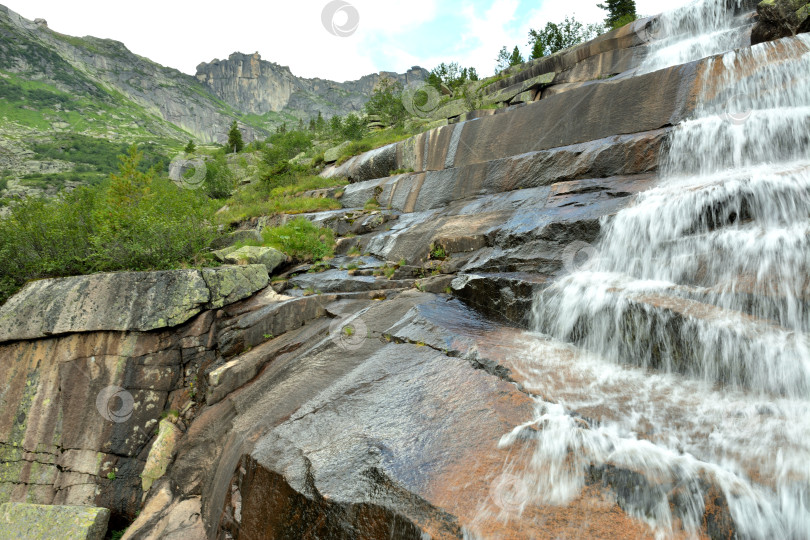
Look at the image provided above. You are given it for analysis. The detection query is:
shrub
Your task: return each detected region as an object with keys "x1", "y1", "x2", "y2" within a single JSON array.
[
  {"x1": 0, "y1": 186, "x2": 96, "y2": 299},
  {"x1": 336, "y1": 141, "x2": 373, "y2": 165},
  {"x1": 263, "y1": 130, "x2": 313, "y2": 167},
  {"x1": 90, "y1": 147, "x2": 215, "y2": 270},
  {"x1": 203, "y1": 155, "x2": 236, "y2": 199},
  {"x1": 598, "y1": 0, "x2": 637, "y2": 29},
  {"x1": 0, "y1": 146, "x2": 216, "y2": 305},
  {"x1": 426, "y1": 63, "x2": 479, "y2": 93},
  {"x1": 261, "y1": 217, "x2": 334, "y2": 262}
]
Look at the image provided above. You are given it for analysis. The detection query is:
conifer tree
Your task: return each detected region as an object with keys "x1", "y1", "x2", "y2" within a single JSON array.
[
  {"x1": 227, "y1": 121, "x2": 244, "y2": 153},
  {"x1": 509, "y1": 46, "x2": 524, "y2": 67},
  {"x1": 598, "y1": 0, "x2": 637, "y2": 29}
]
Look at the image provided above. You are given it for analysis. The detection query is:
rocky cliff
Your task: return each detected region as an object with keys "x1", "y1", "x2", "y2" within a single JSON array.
[
  {"x1": 0, "y1": 5, "x2": 426, "y2": 149},
  {"x1": 196, "y1": 52, "x2": 427, "y2": 122},
  {"x1": 2, "y1": 1, "x2": 809, "y2": 539},
  {"x1": 0, "y1": 5, "x2": 257, "y2": 144}
]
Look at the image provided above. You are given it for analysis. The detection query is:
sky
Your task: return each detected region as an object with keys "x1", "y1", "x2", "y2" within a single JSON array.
[{"x1": 5, "y1": 0, "x2": 694, "y2": 82}]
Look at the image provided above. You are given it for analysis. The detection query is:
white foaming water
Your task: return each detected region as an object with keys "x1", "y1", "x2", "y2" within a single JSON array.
[
  {"x1": 495, "y1": 19, "x2": 810, "y2": 540},
  {"x1": 638, "y1": 0, "x2": 750, "y2": 74}
]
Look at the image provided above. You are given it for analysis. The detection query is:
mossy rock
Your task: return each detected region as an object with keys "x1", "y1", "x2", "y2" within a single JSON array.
[{"x1": 0, "y1": 503, "x2": 110, "y2": 540}]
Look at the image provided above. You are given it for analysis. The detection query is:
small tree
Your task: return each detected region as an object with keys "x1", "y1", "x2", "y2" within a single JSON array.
[
  {"x1": 598, "y1": 0, "x2": 637, "y2": 29},
  {"x1": 364, "y1": 76, "x2": 406, "y2": 126},
  {"x1": 426, "y1": 63, "x2": 480, "y2": 93},
  {"x1": 509, "y1": 46, "x2": 524, "y2": 67},
  {"x1": 495, "y1": 46, "x2": 512, "y2": 73},
  {"x1": 184, "y1": 139, "x2": 196, "y2": 154},
  {"x1": 341, "y1": 113, "x2": 367, "y2": 140},
  {"x1": 227, "y1": 121, "x2": 244, "y2": 154},
  {"x1": 329, "y1": 115, "x2": 344, "y2": 135},
  {"x1": 316, "y1": 111, "x2": 327, "y2": 132}
]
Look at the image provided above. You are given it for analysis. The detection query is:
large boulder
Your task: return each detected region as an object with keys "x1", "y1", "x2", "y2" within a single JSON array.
[
  {"x1": 0, "y1": 503, "x2": 110, "y2": 540},
  {"x1": 0, "y1": 266, "x2": 269, "y2": 342},
  {"x1": 324, "y1": 141, "x2": 351, "y2": 164},
  {"x1": 752, "y1": 0, "x2": 810, "y2": 44},
  {"x1": 222, "y1": 246, "x2": 287, "y2": 274}
]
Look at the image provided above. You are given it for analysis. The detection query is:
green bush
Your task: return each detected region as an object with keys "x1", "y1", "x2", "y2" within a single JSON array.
[
  {"x1": 598, "y1": 0, "x2": 637, "y2": 29},
  {"x1": 336, "y1": 141, "x2": 373, "y2": 165},
  {"x1": 33, "y1": 134, "x2": 167, "y2": 174},
  {"x1": 203, "y1": 155, "x2": 236, "y2": 199},
  {"x1": 227, "y1": 121, "x2": 244, "y2": 153},
  {"x1": 0, "y1": 146, "x2": 216, "y2": 305},
  {"x1": 261, "y1": 217, "x2": 334, "y2": 262},
  {"x1": 90, "y1": 147, "x2": 215, "y2": 270},
  {"x1": 263, "y1": 130, "x2": 313, "y2": 168}
]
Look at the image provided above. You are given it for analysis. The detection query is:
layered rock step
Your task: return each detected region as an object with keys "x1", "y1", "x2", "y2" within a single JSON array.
[
  {"x1": 322, "y1": 61, "x2": 699, "y2": 184},
  {"x1": 538, "y1": 279, "x2": 810, "y2": 396},
  {"x1": 0, "y1": 267, "x2": 268, "y2": 520}
]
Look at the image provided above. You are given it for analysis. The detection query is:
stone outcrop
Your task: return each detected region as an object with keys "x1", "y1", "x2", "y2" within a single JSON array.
[
  {"x1": 0, "y1": 266, "x2": 268, "y2": 342},
  {"x1": 0, "y1": 267, "x2": 265, "y2": 524},
  {"x1": 752, "y1": 0, "x2": 810, "y2": 44},
  {"x1": 221, "y1": 246, "x2": 287, "y2": 274}
]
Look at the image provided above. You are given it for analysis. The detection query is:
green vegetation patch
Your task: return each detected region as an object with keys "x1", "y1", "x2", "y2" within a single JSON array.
[
  {"x1": 0, "y1": 146, "x2": 217, "y2": 305},
  {"x1": 32, "y1": 134, "x2": 169, "y2": 174},
  {"x1": 261, "y1": 217, "x2": 335, "y2": 262}
]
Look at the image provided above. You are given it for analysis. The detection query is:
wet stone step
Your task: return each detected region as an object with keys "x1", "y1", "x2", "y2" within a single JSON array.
[{"x1": 546, "y1": 286, "x2": 810, "y2": 395}]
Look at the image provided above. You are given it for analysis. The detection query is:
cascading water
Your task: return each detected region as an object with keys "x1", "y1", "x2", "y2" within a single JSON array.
[
  {"x1": 489, "y1": 4, "x2": 810, "y2": 539},
  {"x1": 638, "y1": 0, "x2": 752, "y2": 74}
]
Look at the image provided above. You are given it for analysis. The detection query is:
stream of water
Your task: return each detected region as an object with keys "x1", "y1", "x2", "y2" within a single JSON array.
[{"x1": 497, "y1": 3, "x2": 810, "y2": 538}]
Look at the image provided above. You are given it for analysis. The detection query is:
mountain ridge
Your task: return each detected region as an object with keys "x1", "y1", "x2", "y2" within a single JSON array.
[{"x1": 0, "y1": 5, "x2": 426, "y2": 140}]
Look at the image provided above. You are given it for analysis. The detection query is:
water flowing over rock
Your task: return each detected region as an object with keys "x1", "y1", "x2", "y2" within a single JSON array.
[
  {"x1": 530, "y1": 31, "x2": 810, "y2": 540},
  {"x1": 2, "y1": 0, "x2": 810, "y2": 538}
]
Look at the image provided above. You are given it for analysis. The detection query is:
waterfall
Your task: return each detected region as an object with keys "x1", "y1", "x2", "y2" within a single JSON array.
[
  {"x1": 499, "y1": 10, "x2": 810, "y2": 539},
  {"x1": 638, "y1": 0, "x2": 750, "y2": 74}
]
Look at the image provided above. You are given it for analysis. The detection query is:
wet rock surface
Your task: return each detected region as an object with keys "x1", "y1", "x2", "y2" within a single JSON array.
[
  {"x1": 752, "y1": 0, "x2": 810, "y2": 44},
  {"x1": 2, "y1": 6, "x2": 797, "y2": 538}
]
